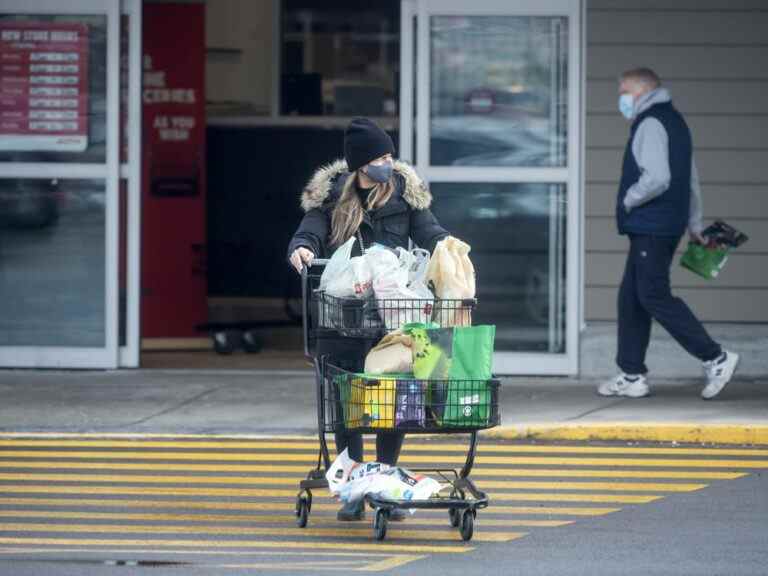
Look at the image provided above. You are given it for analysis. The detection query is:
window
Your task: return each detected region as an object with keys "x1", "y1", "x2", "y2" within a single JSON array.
[{"x1": 281, "y1": 0, "x2": 399, "y2": 116}]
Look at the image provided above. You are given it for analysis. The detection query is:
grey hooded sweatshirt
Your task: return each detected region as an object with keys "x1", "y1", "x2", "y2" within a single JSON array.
[{"x1": 623, "y1": 87, "x2": 705, "y2": 236}]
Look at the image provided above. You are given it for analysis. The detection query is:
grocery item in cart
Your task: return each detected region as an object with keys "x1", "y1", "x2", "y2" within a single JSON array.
[
  {"x1": 326, "y1": 448, "x2": 442, "y2": 506},
  {"x1": 340, "y1": 376, "x2": 396, "y2": 428},
  {"x1": 395, "y1": 379, "x2": 426, "y2": 428},
  {"x1": 408, "y1": 324, "x2": 496, "y2": 381},
  {"x1": 426, "y1": 237, "x2": 475, "y2": 326},
  {"x1": 364, "y1": 332, "x2": 413, "y2": 375},
  {"x1": 319, "y1": 236, "x2": 372, "y2": 299},
  {"x1": 370, "y1": 245, "x2": 435, "y2": 330},
  {"x1": 428, "y1": 379, "x2": 496, "y2": 428}
]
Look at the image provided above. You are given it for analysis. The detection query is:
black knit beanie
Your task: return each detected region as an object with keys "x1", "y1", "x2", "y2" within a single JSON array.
[{"x1": 344, "y1": 117, "x2": 395, "y2": 172}]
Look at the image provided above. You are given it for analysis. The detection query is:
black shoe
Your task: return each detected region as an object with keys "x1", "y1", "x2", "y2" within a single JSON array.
[{"x1": 337, "y1": 500, "x2": 365, "y2": 521}]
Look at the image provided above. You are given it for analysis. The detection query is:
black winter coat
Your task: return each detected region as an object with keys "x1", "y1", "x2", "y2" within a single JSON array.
[{"x1": 287, "y1": 159, "x2": 448, "y2": 260}]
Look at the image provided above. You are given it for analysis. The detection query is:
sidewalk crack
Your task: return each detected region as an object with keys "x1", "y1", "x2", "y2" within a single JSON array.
[
  {"x1": 109, "y1": 384, "x2": 230, "y2": 429},
  {"x1": 565, "y1": 398, "x2": 626, "y2": 422}
]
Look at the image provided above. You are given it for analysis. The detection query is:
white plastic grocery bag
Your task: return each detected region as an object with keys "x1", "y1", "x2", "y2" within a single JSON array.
[
  {"x1": 372, "y1": 247, "x2": 435, "y2": 330},
  {"x1": 325, "y1": 449, "x2": 443, "y2": 511},
  {"x1": 319, "y1": 237, "x2": 372, "y2": 299}
]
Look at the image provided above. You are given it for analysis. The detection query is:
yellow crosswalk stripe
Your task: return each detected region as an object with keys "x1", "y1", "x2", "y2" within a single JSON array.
[
  {"x1": 0, "y1": 472, "x2": 707, "y2": 492},
  {"x1": 478, "y1": 480, "x2": 704, "y2": 492},
  {"x1": 0, "y1": 548, "x2": 428, "y2": 571},
  {"x1": 0, "y1": 522, "x2": 526, "y2": 543},
  {"x1": 1, "y1": 450, "x2": 766, "y2": 468},
  {"x1": 0, "y1": 485, "x2": 661, "y2": 503},
  {"x1": 490, "y1": 493, "x2": 660, "y2": 503},
  {"x1": 0, "y1": 537, "x2": 472, "y2": 554},
  {"x1": 0, "y1": 439, "x2": 765, "y2": 457},
  {"x1": 0, "y1": 460, "x2": 745, "y2": 480},
  {"x1": 0, "y1": 498, "x2": 619, "y2": 517},
  {"x1": 0, "y1": 510, "x2": 573, "y2": 528}
]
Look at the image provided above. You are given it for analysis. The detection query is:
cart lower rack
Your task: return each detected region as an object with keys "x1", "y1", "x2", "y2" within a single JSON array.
[{"x1": 296, "y1": 259, "x2": 501, "y2": 541}]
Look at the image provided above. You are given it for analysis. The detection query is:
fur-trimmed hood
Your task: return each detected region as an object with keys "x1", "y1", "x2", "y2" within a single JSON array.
[{"x1": 300, "y1": 159, "x2": 432, "y2": 212}]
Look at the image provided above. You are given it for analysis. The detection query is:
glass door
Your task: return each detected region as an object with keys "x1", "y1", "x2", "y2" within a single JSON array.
[
  {"x1": 0, "y1": 0, "x2": 123, "y2": 368},
  {"x1": 400, "y1": 0, "x2": 582, "y2": 374}
]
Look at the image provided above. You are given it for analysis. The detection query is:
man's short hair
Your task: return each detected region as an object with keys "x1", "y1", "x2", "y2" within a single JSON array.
[{"x1": 620, "y1": 67, "x2": 661, "y2": 89}]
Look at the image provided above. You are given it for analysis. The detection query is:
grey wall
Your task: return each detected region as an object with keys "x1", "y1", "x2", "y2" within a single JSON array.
[{"x1": 584, "y1": 0, "x2": 768, "y2": 322}]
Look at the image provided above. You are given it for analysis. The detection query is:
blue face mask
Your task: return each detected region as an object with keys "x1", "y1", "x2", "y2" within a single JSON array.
[
  {"x1": 364, "y1": 161, "x2": 393, "y2": 184},
  {"x1": 619, "y1": 93, "x2": 635, "y2": 120}
]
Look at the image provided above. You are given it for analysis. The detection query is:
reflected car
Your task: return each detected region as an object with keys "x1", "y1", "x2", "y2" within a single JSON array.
[{"x1": 0, "y1": 176, "x2": 61, "y2": 229}]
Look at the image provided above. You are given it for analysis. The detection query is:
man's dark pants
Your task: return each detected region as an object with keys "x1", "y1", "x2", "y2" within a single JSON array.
[{"x1": 617, "y1": 234, "x2": 721, "y2": 375}]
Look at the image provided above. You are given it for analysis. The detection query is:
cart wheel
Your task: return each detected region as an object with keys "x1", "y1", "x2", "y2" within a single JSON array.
[
  {"x1": 459, "y1": 510, "x2": 474, "y2": 541},
  {"x1": 296, "y1": 497, "x2": 309, "y2": 528},
  {"x1": 242, "y1": 330, "x2": 263, "y2": 354},
  {"x1": 449, "y1": 507, "x2": 460, "y2": 527},
  {"x1": 374, "y1": 509, "x2": 389, "y2": 541},
  {"x1": 213, "y1": 330, "x2": 239, "y2": 355}
]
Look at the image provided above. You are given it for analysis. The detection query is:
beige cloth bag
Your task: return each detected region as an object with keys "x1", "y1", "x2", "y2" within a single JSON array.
[
  {"x1": 425, "y1": 236, "x2": 476, "y2": 326},
  {"x1": 364, "y1": 332, "x2": 413, "y2": 375}
]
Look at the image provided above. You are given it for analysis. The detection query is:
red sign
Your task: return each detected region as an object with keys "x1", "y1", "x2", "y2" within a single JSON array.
[
  {"x1": 0, "y1": 21, "x2": 89, "y2": 152},
  {"x1": 141, "y1": 3, "x2": 207, "y2": 339}
]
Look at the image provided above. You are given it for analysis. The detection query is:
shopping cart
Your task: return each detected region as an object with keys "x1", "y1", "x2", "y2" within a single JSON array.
[{"x1": 296, "y1": 259, "x2": 501, "y2": 541}]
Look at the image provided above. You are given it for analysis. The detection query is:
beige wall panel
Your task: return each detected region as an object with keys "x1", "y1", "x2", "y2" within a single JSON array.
[
  {"x1": 587, "y1": 46, "x2": 768, "y2": 80},
  {"x1": 588, "y1": 0, "x2": 768, "y2": 11},
  {"x1": 588, "y1": 11, "x2": 768, "y2": 45}
]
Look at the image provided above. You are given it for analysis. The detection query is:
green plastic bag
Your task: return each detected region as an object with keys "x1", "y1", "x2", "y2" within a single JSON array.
[
  {"x1": 407, "y1": 324, "x2": 495, "y2": 381},
  {"x1": 405, "y1": 324, "x2": 496, "y2": 427},
  {"x1": 680, "y1": 242, "x2": 729, "y2": 279}
]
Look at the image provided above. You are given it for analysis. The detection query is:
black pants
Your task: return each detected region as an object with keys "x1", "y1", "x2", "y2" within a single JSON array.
[
  {"x1": 316, "y1": 337, "x2": 405, "y2": 465},
  {"x1": 617, "y1": 234, "x2": 721, "y2": 375}
]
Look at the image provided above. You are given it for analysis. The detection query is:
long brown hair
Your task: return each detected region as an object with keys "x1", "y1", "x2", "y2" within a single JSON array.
[{"x1": 330, "y1": 171, "x2": 394, "y2": 247}]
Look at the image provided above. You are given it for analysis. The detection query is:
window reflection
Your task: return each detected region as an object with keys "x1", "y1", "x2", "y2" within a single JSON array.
[
  {"x1": 430, "y1": 183, "x2": 567, "y2": 353},
  {"x1": 430, "y1": 16, "x2": 568, "y2": 167},
  {"x1": 0, "y1": 178, "x2": 106, "y2": 347}
]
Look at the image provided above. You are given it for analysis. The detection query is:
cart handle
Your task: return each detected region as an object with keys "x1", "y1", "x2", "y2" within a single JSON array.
[{"x1": 301, "y1": 259, "x2": 329, "y2": 357}]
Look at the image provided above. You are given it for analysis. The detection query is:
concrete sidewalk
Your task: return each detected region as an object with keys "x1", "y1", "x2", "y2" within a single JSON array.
[{"x1": 1, "y1": 368, "x2": 766, "y2": 444}]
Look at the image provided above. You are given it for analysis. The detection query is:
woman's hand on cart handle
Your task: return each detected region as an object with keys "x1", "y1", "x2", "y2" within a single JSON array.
[{"x1": 290, "y1": 247, "x2": 315, "y2": 274}]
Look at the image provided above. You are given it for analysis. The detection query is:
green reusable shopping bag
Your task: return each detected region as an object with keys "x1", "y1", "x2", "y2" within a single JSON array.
[
  {"x1": 405, "y1": 324, "x2": 496, "y2": 427},
  {"x1": 406, "y1": 324, "x2": 495, "y2": 381},
  {"x1": 680, "y1": 242, "x2": 729, "y2": 279}
]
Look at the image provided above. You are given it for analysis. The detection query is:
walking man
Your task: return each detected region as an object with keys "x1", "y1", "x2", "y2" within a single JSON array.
[{"x1": 598, "y1": 67, "x2": 739, "y2": 400}]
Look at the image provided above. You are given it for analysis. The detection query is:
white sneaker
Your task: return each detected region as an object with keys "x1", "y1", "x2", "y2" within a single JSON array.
[
  {"x1": 597, "y1": 373, "x2": 650, "y2": 398},
  {"x1": 702, "y1": 351, "x2": 740, "y2": 400}
]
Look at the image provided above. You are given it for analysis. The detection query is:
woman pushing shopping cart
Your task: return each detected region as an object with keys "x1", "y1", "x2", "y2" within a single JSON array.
[{"x1": 287, "y1": 117, "x2": 500, "y2": 541}]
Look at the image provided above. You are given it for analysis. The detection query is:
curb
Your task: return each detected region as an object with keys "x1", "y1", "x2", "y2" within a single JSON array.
[{"x1": 484, "y1": 423, "x2": 768, "y2": 445}]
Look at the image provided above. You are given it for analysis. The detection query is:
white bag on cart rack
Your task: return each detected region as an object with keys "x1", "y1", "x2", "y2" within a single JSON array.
[
  {"x1": 326, "y1": 449, "x2": 442, "y2": 509},
  {"x1": 371, "y1": 247, "x2": 435, "y2": 330},
  {"x1": 319, "y1": 237, "x2": 372, "y2": 299}
]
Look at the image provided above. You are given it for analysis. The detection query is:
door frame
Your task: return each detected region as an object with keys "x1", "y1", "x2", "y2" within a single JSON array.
[
  {"x1": 0, "y1": 0, "x2": 141, "y2": 369},
  {"x1": 400, "y1": 0, "x2": 583, "y2": 375}
]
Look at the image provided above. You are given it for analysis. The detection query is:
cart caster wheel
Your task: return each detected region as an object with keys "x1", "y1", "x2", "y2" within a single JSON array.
[
  {"x1": 213, "y1": 330, "x2": 240, "y2": 355},
  {"x1": 242, "y1": 330, "x2": 263, "y2": 354},
  {"x1": 459, "y1": 510, "x2": 474, "y2": 541},
  {"x1": 296, "y1": 497, "x2": 309, "y2": 528},
  {"x1": 449, "y1": 507, "x2": 460, "y2": 527},
  {"x1": 374, "y1": 509, "x2": 389, "y2": 541}
]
